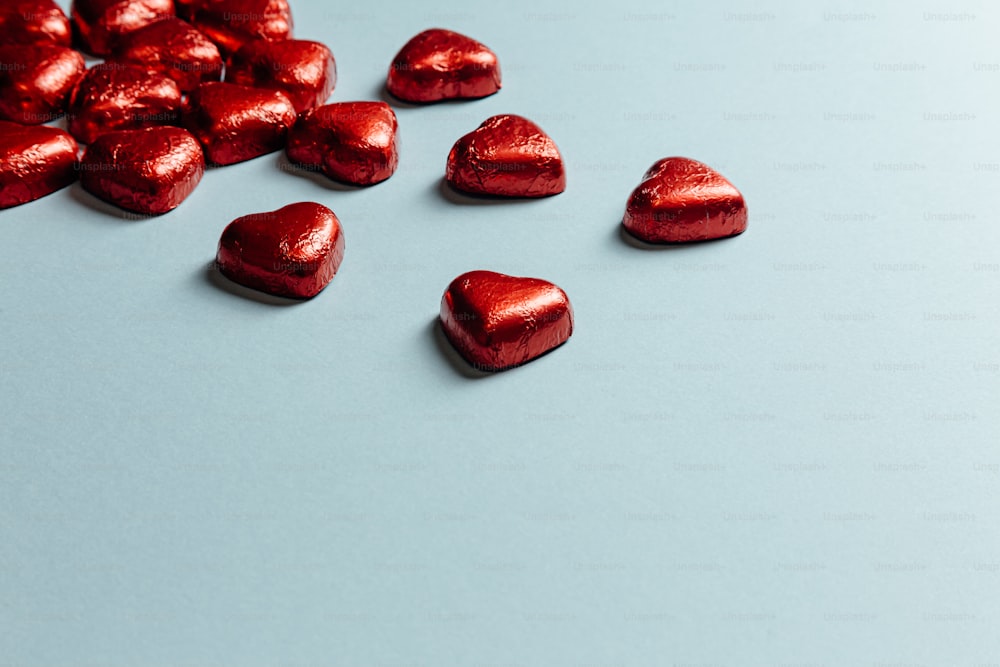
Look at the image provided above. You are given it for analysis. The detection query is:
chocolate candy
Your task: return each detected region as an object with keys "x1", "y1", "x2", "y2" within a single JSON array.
[
  {"x1": 0, "y1": 120, "x2": 78, "y2": 208},
  {"x1": 622, "y1": 157, "x2": 748, "y2": 243},
  {"x1": 445, "y1": 114, "x2": 565, "y2": 198},
  {"x1": 286, "y1": 102, "x2": 398, "y2": 186},
  {"x1": 0, "y1": 0, "x2": 71, "y2": 47},
  {"x1": 216, "y1": 202, "x2": 345, "y2": 299},
  {"x1": 226, "y1": 38, "x2": 336, "y2": 113},
  {"x1": 67, "y1": 63, "x2": 182, "y2": 144},
  {"x1": 0, "y1": 44, "x2": 85, "y2": 125},
  {"x1": 113, "y1": 17, "x2": 223, "y2": 92},
  {"x1": 70, "y1": 0, "x2": 175, "y2": 56},
  {"x1": 181, "y1": 81, "x2": 297, "y2": 165},
  {"x1": 440, "y1": 270, "x2": 573, "y2": 371},
  {"x1": 387, "y1": 28, "x2": 500, "y2": 103},
  {"x1": 187, "y1": 0, "x2": 292, "y2": 55},
  {"x1": 79, "y1": 126, "x2": 204, "y2": 214}
]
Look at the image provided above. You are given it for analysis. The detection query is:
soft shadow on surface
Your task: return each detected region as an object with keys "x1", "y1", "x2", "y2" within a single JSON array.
[
  {"x1": 378, "y1": 84, "x2": 423, "y2": 110},
  {"x1": 274, "y1": 152, "x2": 363, "y2": 192},
  {"x1": 616, "y1": 223, "x2": 743, "y2": 251},
  {"x1": 428, "y1": 318, "x2": 494, "y2": 380},
  {"x1": 68, "y1": 182, "x2": 155, "y2": 222},
  {"x1": 202, "y1": 262, "x2": 309, "y2": 307},
  {"x1": 437, "y1": 177, "x2": 543, "y2": 207}
]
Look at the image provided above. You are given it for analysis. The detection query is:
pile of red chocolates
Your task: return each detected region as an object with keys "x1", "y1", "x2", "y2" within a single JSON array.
[{"x1": 0, "y1": 0, "x2": 748, "y2": 372}]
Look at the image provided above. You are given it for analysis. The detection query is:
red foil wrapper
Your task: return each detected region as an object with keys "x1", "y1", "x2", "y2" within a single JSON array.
[
  {"x1": 226, "y1": 38, "x2": 336, "y2": 113},
  {"x1": 181, "y1": 81, "x2": 297, "y2": 165},
  {"x1": 216, "y1": 202, "x2": 345, "y2": 299},
  {"x1": 440, "y1": 270, "x2": 573, "y2": 371},
  {"x1": 0, "y1": 120, "x2": 78, "y2": 208},
  {"x1": 387, "y1": 28, "x2": 500, "y2": 103},
  {"x1": 286, "y1": 102, "x2": 398, "y2": 186},
  {"x1": 113, "y1": 17, "x2": 223, "y2": 92},
  {"x1": 622, "y1": 157, "x2": 748, "y2": 243},
  {"x1": 70, "y1": 0, "x2": 175, "y2": 56},
  {"x1": 0, "y1": 0, "x2": 72, "y2": 47},
  {"x1": 79, "y1": 125, "x2": 204, "y2": 214},
  {"x1": 187, "y1": 0, "x2": 292, "y2": 55},
  {"x1": 0, "y1": 44, "x2": 85, "y2": 125},
  {"x1": 67, "y1": 63, "x2": 182, "y2": 144},
  {"x1": 446, "y1": 114, "x2": 565, "y2": 198}
]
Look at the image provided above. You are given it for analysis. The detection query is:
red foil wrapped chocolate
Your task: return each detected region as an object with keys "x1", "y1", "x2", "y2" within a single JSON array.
[
  {"x1": 79, "y1": 125, "x2": 204, "y2": 214},
  {"x1": 622, "y1": 157, "x2": 748, "y2": 243},
  {"x1": 113, "y1": 17, "x2": 223, "y2": 92},
  {"x1": 440, "y1": 270, "x2": 574, "y2": 371},
  {"x1": 67, "y1": 63, "x2": 182, "y2": 144},
  {"x1": 387, "y1": 28, "x2": 500, "y2": 103},
  {"x1": 0, "y1": 0, "x2": 72, "y2": 47},
  {"x1": 0, "y1": 120, "x2": 78, "y2": 208},
  {"x1": 187, "y1": 0, "x2": 292, "y2": 55},
  {"x1": 216, "y1": 202, "x2": 345, "y2": 299},
  {"x1": 181, "y1": 81, "x2": 297, "y2": 165},
  {"x1": 70, "y1": 0, "x2": 175, "y2": 56},
  {"x1": 445, "y1": 114, "x2": 565, "y2": 198},
  {"x1": 226, "y1": 38, "x2": 336, "y2": 113},
  {"x1": 0, "y1": 44, "x2": 85, "y2": 125},
  {"x1": 286, "y1": 102, "x2": 398, "y2": 186}
]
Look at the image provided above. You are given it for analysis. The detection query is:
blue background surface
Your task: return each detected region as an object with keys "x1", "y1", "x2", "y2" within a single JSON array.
[{"x1": 2, "y1": 1, "x2": 998, "y2": 665}]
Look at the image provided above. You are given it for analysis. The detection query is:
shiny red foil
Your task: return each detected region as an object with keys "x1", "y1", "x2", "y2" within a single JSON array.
[
  {"x1": 0, "y1": 44, "x2": 85, "y2": 125},
  {"x1": 216, "y1": 202, "x2": 345, "y2": 299},
  {"x1": 70, "y1": 0, "x2": 175, "y2": 56},
  {"x1": 0, "y1": 0, "x2": 72, "y2": 47},
  {"x1": 0, "y1": 120, "x2": 78, "y2": 208},
  {"x1": 68, "y1": 63, "x2": 181, "y2": 144},
  {"x1": 622, "y1": 157, "x2": 748, "y2": 243},
  {"x1": 387, "y1": 28, "x2": 500, "y2": 103},
  {"x1": 226, "y1": 38, "x2": 336, "y2": 113},
  {"x1": 446, "y1": 114, "x2": 565, "y2": 198},
  {"x1": 181, "y1": 81, "x2": 296, "y2": 165},
  {"x1": 113, "y1": 17, "x2": 223, "y2": 92},
  {"x1": 286, "y1": 102, "x2": 398, "y2": 186},
  {"x1": 79, "y1": 125, "x2": 204, "y2": 214},
  {"x1": 187, "y1": 0, "x2": 292, "y2": 55},
  {"x1": 440, "y1": 270, "x2": 573, "y2": 371}
]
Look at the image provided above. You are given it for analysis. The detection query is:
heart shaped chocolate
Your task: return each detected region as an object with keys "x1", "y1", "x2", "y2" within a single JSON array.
[
  {"x1": 0, "y1": 0, "x2": 71, "y2": 47},
  {"x1": 445, "y1": 114, "x2": 565, "y2": 198},
  {"x1": 79, "y1": 126, "x2": 205, "y2": 215},
  {"x1": 113, "y1": 17, "x2": 224, "y2": 93},
  {"x1": 181, "y1": 81, "x2": 297, "y2": 165},
  {"x1": 216, "y1": 202, "x2": 345, "y2": 299},
  {"x1": 0, "y1": 120, "x2": 78, "y2": 208},
  {"x1": 67, "y1": 63, "x2": 182, "y2": 144},
  {"x1": 70, "y1": 0, "x2": 175, "y2": 56},
  {"x1": 0, "y1": 44, "x2": 85, "y2": 125},
  {"x1": 622, "y1": 157, "x2": 748, "y2": 243},
  {"x1": 226, "y1": 38, "x2": 336, "y2": 113},
  {"x1": 440, "y1": 270, "x2": 573, "y2": 371},
  {"x1": 286, "y1": 102, "x2": 398, "y2": 186},
  {"x1": 387, "y1": 28, "x2": 501, "y2": 103},
  {"x1": 187, "y1": 0, "x2": 292, "y2": 55}
]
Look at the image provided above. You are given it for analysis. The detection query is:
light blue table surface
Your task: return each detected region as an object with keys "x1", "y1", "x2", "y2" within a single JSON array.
[{"x1": 2, "y1": 1, "x2": 998, "y2": 665}]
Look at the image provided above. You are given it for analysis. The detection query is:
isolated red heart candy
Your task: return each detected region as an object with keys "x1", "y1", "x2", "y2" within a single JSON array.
[
  {"x1": 70, "y1": 0, "x2": 175, "y2": 56},
  {"x1": 0, "y1": 0, "x2": 71, "y2": 47},
  {"x1": 79, "y1": 126, "x2": 204, "y2": 215},
  {"x1": 286, "y1": 102, "x2": 398, "y2": 186},
  {"x1": 187, "y1": 0, "x2": 292, "y2": 55},
  {"x1": 0, "y1": 120, "x2": 78, "y2": 208},
  {"x1": 216, "y1": 202, "x2": 345, "y2": 299},
  {"x1": 226, "y1": 38, "x2": 336, "y2": 114},
  {"x1": 440, "y1": 270, "x2": 573, "y2": 371},
  {"x1": 67, "y1": 63, "x2": 182, "y2": 144},
  {"x1": 622, "y1": 157, "x2": 748, "y2": 243},
  {"x1": 0, "y1": 44, "x2": 85, "y2": 125},
  {"x1": 181, "y1": 81, "x2": 297, "y2": 166},
  {"x1": 113, "y1": 17, "x2": 223, "y2": 92},
  {"x1": 387, "y1": 28, "x2": 501, "y2": 103},
  {"x1": 445, "y1": 114, "x2": 565, "y2": 198}
]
